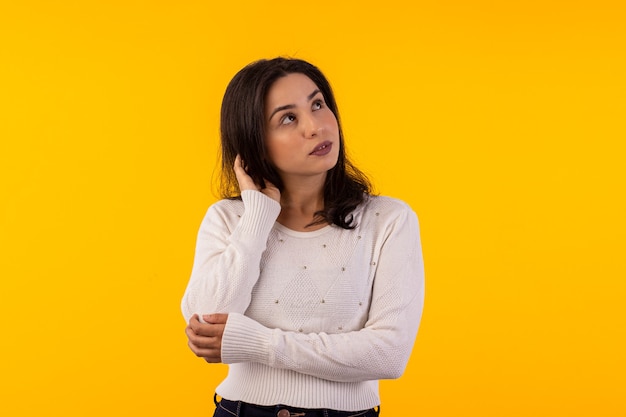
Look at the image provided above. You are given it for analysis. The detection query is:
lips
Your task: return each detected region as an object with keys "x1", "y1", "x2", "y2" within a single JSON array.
[{"x1": 309, "y1": 141, "x2": 332, "y2": 156}]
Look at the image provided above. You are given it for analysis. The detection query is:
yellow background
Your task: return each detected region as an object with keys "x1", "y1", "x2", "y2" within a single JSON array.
[{"x1": 1, "y1": 1, "x2": 624, "y2": 416}]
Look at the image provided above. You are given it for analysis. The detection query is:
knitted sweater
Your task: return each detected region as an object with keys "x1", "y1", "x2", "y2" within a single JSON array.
[{"x1": 181, "y1": 190, "x2": 425, "y2": 411}]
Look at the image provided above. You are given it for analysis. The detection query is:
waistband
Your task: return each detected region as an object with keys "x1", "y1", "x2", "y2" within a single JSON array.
[{"x1": 215, "y1": 394, "x2": 380, "y2": 417}]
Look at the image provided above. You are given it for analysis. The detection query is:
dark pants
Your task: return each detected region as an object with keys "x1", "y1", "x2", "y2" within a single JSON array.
[{"x1": 213, "y1": 394, "x2": 380, "y2": 417}]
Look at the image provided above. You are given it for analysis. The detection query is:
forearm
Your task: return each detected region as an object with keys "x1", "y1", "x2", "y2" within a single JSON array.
[
  {"x1": 181, "y1": 191, "x2": 281, "y2": 321},
  {"x1": 222, "y1": 284, "x2": 423, "y2": 383}
]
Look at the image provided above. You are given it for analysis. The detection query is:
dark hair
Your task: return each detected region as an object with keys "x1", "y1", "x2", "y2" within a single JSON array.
[{"x1": 219, "y1": 57, "x2": 372, "y2": 229}]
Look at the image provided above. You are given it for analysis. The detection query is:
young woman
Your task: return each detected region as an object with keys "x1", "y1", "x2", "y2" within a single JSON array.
[{"x1": 182, "y1": 57, "x2": 425, "y2": 417}]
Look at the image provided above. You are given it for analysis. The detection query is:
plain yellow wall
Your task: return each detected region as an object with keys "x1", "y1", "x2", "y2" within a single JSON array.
[{"x1": 1, "y1": 1, "x2": 624, "y2": 416}]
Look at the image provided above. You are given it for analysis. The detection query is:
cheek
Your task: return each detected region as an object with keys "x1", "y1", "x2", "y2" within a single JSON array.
[
  {"x1": 265, "y1": 135, "x2": 289, "y2": 164},
  {"x1": 325, "y1": 112, "x2": 339, "y2": 132}
]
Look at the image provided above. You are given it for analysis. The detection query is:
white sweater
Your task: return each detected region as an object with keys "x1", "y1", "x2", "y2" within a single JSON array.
[{"x1": 182, "y1": 190, "x2": 425, "y2": 411}]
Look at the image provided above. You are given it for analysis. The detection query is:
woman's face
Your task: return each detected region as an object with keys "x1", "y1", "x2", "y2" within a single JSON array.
[{"x1": 264, "y1": 73, "x2": 340, "y2": 182}]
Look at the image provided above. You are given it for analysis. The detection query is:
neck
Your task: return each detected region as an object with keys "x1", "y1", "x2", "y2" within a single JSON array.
[{"x1": 277, "y1": 174, "x2": 327, "y2": 231}]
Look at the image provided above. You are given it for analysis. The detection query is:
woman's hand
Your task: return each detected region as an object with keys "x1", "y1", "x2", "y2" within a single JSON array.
[
  {"x1": 185, "y1": 313, "x2": 228, "y2": 363},
  {"x1": 234, "y1": 154, "x2": 280, "y2": 203}
]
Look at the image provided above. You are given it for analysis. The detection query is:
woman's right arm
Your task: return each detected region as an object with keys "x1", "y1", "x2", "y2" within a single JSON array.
[{"x1": 181, "y1": 190, "x2": 281, "y2": 322}]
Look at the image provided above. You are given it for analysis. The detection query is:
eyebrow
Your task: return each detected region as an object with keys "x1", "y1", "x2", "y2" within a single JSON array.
[{"x1": 268, "y1": 89, "x2": 322, "y2": 121}]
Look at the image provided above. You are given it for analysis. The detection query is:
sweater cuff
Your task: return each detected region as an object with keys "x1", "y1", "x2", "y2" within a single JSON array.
[
  {"x1": 236, "y1": 190, "x2": 281, "y2": 237},
  {"x1": 222, "y1": 313, "x2": 273, "y2": 365}
]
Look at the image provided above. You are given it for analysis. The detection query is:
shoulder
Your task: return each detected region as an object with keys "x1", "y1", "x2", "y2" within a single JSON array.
[
  {"x1": 352, "y1": 194, "x2": 419, "y2": 233},
  {"x1": 359, "y1": 194, "x2": 416, "y2": 220},
  {"x1": 355, "y1": 195, "x2": 421, "y2": 248},
  {"x1": 202, "y1": 197, "x2": 244, "y2": 226},
  {"x1": 210, "y1": 197, "x2": 244, "y2": 214},
  {"x1": 203, "y1": 191, "x2": 280, "y2": 229},
  {"x1": 210, "y1": 197, "x2": 244, "y2": 212}
]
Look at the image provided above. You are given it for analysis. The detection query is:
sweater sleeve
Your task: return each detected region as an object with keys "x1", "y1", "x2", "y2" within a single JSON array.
[
  {"x1": 181, "y1": 190, "x2": 281, "y2": 322},
  {"x1": 220, "y1": 205, "x2": 425, "y2": 382}
]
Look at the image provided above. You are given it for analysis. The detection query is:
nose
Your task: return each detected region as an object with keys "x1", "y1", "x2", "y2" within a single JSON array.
[{"x1": 302, "y1": 113, "x2": 322, "y2": 139}]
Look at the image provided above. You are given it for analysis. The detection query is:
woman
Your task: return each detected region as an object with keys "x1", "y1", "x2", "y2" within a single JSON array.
[{"x1": 182, "y1": 57, "x2": 425, "y2": 416}]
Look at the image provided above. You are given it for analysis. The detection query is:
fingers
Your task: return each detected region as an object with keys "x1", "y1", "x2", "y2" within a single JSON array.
[
  {"x1": 188, "y1": 315, "x2": 226, "y2": 337},
  {"x1": 233, "y1": 154, "x2": 281, "y2": 202},
  {"x1": 185, "y1": 330, "x2": 220, "y2": 353},
  {"x1": 202, "y1": 313, "x2": 228, "y2": 324},
  {"x1": 261, "y1": 179, "x2": 281, "y2": 202},
  {"x1": 186, "y1": 316, "x2": 224, "y2": 363},
  {"x1": 233, "y1": 154, "x2": 256, "y2": 192},
  {"x1": 187, "y1": 339, "x2": 221, "y2": 363},
  {"x1": 263, "y1": 179, "x2": 277, "y2": 190},
  {"x1": 233, "y1": 154, "x2": 246, "y2": 173}
]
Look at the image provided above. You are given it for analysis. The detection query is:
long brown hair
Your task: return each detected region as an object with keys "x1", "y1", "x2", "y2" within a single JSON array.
[{"x1": 219, "y1": 57, "x2": 372, "y2": 229}]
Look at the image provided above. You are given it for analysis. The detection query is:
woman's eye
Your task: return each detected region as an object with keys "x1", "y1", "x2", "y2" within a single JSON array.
[
  {"x1": 312, "y1": 100, "x2": 324, "y2": 110},
  {"x1": 280, "y1": 114, "x2": 296, "y2": 125}
]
